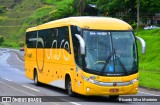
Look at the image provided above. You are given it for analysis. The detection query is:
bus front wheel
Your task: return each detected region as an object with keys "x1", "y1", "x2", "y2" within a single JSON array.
[
  {"x1": 66, "y1": 78, "x2": 75, "y2": 96},
  {"x1": 109, "y1": 95, "x2": 119, "y2": 100},
  {"x1": 34, "y1": 70, "x2": 40, "y2": 86}
]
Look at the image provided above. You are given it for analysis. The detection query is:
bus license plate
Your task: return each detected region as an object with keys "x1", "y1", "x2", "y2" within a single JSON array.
[{"x1": 110, "y1": 89, "x2": 119, "y2": 93}]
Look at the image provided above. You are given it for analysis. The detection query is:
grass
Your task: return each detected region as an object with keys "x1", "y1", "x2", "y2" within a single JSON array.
[
  {"x1": 137, "y1": 28, "x2": 160, "y2": 89},
  {"x1": 0, "y1": 0, "x2": 160, "y2": 90},
  {"x1": 0, "y1": 0, "x2": 73, "y2": 48},
  {"x1": 43, "y1": 0, "x2": 73, "y2": 6},
  {"x1": 139, "y1": 70, "x2": 160, "y2": 90},
  {"x1": 0, "y1": 0, "x2": 14, "y2": 7},
  {"x1": 0, "y1": 0, "x2": 44, "y2": 47},
  {"x1": 30, "y1": 5, "x2": 54, "y2": 21}
]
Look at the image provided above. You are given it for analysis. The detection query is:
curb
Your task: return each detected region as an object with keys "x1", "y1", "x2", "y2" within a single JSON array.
[{"x1": 139, "y1": 86, "x2": 160, "y2": 91}]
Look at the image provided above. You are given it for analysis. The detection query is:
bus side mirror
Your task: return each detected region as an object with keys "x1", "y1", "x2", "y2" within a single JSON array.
[
  {"x1": 136, "y1": 36, "x2": 146, "y2": 54},
  {"x1": 75, "y1": 34, "x2": 85, "y2": 55}
]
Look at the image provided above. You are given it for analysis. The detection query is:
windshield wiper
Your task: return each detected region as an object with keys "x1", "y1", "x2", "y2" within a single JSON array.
[
  {"x1": 100, "y1": 51, "x2": 114, "y2": 75},
  {"x1": 100, "y1": 49, "x2": 128, "y2": 75},
  {"x1": 114, "y1": 52, "x2": 128, "y2": 75}
]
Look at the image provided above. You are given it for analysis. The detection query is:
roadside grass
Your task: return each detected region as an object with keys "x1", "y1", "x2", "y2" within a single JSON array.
[
  {"x1": 137, "y1": 29, "x2": 160, "y2": 71},
  {"x1": 137, "y1": 28, "x2": 160, "y2": 90},
  {"x1": 0, "y1": 0, "x2": 160, "y2": 90},
  {"x1": 139, "y1": 70, "x2": 160, "y2": 90}
]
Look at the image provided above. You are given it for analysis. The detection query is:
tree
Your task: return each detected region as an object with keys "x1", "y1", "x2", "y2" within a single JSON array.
[
  {"x1": 0, "y1": 6, "x2": 6, "y2": 14},
  {"x1": 74, "y1": 0, "x2": 91, "y2": 16},
  {"x1": 140, "y1": 0, "x2": 160, "y2": 24},
  {"x1": 96, "y1": 0, "x2": 110, "y2": 15}
]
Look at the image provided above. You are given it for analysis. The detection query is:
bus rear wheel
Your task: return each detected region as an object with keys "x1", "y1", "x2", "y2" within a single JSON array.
[
  {"x1": 66, "y1": 78, "x2": 75, "y2": 96},
  {"x1": 34, "y1": 70, "x2": 40, "y2": 86}
]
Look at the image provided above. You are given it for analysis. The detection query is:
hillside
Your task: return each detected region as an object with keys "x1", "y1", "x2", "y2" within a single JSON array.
[
  {"x1": 0, "y1": 0, "x2": 160, "y2": 90},
  {"x1": 0, "y1": 0, "x2": 73, "y2": 47},
  {"x1": 137, "y1": 28, "x2": 160, "y2": 89}
]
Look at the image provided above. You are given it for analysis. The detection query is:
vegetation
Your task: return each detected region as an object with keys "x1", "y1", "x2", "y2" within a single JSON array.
[
  {"x1": 0, "y1": 36, "x2": 4, "y2": 45},
  {"x1": 137, "y1": 29, "x2": 160, "y2": 89},
  {"x1": 0, "y1": 0, "x2": 75, "y2": 47},
  {"x1": 0, "y1": 0, "x2": 160, "y2": 89},
  {"x1": 0, "y1": 0, "x2": 160, "y2": 47}
]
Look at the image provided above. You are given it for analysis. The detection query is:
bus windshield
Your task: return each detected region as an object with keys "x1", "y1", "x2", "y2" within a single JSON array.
[{"x1": 83, "y1": 30, "x2": 138, "y2": 76}]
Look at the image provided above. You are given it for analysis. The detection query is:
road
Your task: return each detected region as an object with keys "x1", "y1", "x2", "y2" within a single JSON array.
[{"x1": 0, "y1": 48, "x2": 160, "y2": 105}]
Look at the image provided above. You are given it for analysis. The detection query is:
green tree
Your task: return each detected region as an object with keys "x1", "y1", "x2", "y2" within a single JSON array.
[
  {"x1": 0, "y1": 6, "x2": 6, "y2": 14},
  {"x1": 140, "y1": 0, "x2": 160, "y2": 24},
  {"x1": 74, "y1": 0, "x2": 91, "y2": 16},
  {"x1": 96, "y1": 0, "x2": 110, "y2": 15}
]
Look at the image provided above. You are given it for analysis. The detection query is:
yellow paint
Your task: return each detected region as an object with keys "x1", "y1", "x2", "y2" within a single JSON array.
[{"x1": 25, "y1": 16, "x2": 138, "y2": 96}]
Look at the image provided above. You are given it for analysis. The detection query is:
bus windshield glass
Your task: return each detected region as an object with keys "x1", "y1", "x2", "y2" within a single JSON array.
[{"x1": 83, "y1": 30, "x2": 138, "y2": 76}]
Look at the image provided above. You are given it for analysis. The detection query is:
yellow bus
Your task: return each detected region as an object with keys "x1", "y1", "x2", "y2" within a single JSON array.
[{"x1": 25, "y1": 17, "x2": 146, "y2": 99}]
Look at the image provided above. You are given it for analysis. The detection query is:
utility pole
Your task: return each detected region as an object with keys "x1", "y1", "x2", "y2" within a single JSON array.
[
  {"x1": 79, "y1": 0, "x2": 84, "y2": 16},
  {"x1": 136, "y1": 0, "x2": 140, "y2": 35}
]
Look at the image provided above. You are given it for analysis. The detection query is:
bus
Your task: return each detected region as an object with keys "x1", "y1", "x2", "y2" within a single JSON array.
[{"x1": 25, "y1": 17, "x2": 146, "y2": 99}]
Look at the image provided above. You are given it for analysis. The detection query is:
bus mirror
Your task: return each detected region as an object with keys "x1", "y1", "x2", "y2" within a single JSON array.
[
  {"x1": 136, "y1": 36, "x2": 146, "y2": 54},
  {"x1": 75, "y1": 34, "x2": 85, "y2": 55}
]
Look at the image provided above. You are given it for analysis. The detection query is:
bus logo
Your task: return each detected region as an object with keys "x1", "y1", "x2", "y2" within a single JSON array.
[{"x1": 113, "y1": 82, "x2": 117, "y2": 86}]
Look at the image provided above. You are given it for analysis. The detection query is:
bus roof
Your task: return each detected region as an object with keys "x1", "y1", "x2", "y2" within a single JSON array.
[{"x1": 26, "y1": 16, "x2": 132, "y2": 32}]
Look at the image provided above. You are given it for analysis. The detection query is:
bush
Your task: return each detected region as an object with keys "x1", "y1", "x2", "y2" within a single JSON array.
[
  {"x1": 19, "y1": 41, "x2": 24, "y2": 47},
  {"x1": 131, "y1": 22, "x2": 137, "y2": 29},
  {"x1": 0, "y1": 36, "x2": 4, "y2": 43}
]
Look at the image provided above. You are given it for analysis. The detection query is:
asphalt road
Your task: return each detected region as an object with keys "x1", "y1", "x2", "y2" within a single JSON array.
[{"x1": 0, "y1": 48, "x2": 160, "y2": 105}]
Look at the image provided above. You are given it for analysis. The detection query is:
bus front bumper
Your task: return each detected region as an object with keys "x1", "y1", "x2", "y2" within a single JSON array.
[{"x1": 83, "y1": 80, "x2": 138, "y2": 96}]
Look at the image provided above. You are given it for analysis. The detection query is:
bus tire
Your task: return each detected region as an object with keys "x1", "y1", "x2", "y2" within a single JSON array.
[
  {"x1": 109, "y1": 95, "x2": 119, "y2": 101},
  {"x1": 34, "y1": 70, "x2": 40, "y2": 86},
  {"x1": 66, "y1": 77, "x2": 75, "y2": 97}
]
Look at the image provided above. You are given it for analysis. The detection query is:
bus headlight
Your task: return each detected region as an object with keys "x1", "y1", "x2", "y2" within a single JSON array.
[
  {"x1": 82, "y1": 75, "x2": 99, "y2": 84},
  {"x1": 130, "y1": 78, "x2": 138, "y2": 84}
]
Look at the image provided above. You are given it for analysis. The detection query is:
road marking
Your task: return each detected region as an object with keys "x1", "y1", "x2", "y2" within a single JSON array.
[
  {"x1": 61, "y1": 99, "x2": 81, "y2": 105},
  {"x1": 2, "y1": 77, "x2": 12, "y2": 82},
  {"x1": 22, "y1": 85, "x2": 40, "y2": 92},
  {"x1": 138, "y1": 91, "x2": 160, "y2": 96},
  {"x1": 0, "y1": 81, "x2": 35, "y2": 96},
  {"x1": 14, "y1": 53, "x2": 24, "y2": 63}
]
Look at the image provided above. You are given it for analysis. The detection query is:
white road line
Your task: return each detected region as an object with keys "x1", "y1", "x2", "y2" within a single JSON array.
[
  {"x1": 22, "y1": 85, "x2": 40, "y2": 92},
  {"x1": 2, "y1": 77, "x2": 12, "y2": 82},
  {"x1": 14, "y1": 53, "x2": 24, "y2": 63},
  {"x1": 2, "y1": 77, "x2": 12, "y2": 81},
  {"x1": 0, "y1": 81, "x2": 35, "y2": 96},
  {"x1": 61, "y1": 99, "x2": 81, "y2": 105},
  {"x1": 138, "y1": 91, "x2": 160, "y2": 96}
]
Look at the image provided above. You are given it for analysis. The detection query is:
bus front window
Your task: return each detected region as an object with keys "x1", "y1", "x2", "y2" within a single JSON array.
[{"x1": 83, "y1": 30, "x2": 138, "y2": 76}]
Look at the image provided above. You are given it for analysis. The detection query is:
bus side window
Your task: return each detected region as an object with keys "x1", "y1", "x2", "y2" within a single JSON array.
[
  {"x1": 57, "y1": 26, "x2": 71, "y2": 53},
  {"x1": 44, "y1": 29, "x2": 55, "y2": 48},
  {"x1": 26, "y1": 31, "x2": 37, "y2": 48}
]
